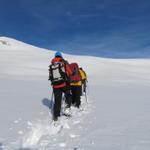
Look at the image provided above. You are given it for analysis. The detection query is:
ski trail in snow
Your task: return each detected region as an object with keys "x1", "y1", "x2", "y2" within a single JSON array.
[
  {"x1": 6, "y1": 96, "x2": 90, "y2": 150},
  {"x1": 22, "y1": 119, "x2": 64, "y2": 148}
]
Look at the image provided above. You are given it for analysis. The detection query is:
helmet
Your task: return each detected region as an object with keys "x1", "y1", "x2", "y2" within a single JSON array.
[{"x1": 55, "y1": 51, "x2": 62, "y2": 57}]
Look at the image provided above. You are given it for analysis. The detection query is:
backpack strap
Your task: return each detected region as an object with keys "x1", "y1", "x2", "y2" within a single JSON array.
[{"x1": 48, "y1": 64, "x2": 53, "y2": 80}]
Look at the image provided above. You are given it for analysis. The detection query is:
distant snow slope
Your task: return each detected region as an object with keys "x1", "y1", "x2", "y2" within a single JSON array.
[{"x1": 0, "y1": 37, "x2": 150, "y2": 150}]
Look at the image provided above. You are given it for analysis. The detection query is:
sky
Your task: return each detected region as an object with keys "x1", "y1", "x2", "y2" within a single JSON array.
[{"x1": 0, "y1": 0, "x2": 150, "y2": 58}]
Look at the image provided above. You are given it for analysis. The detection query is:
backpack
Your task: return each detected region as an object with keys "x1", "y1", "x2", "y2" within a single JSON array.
[
  {"x1": 70, "y1": 63, "x2": 81, "y2": 83},
  {"x1": 79, "y1": 69, "x2": 86, "y2": 81},
  {"x1": 49, "y1": 62, "x2": 66, "y2": 86}
]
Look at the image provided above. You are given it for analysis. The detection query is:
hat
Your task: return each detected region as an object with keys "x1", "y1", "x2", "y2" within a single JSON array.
[{"x1": 55, "y1": 51, "x2": 62, "y2": 57}]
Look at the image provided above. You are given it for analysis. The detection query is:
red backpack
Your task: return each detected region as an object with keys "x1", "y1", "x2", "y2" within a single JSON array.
[{"x1": 70, "y1": 63, "x2": 81, "y2": 83}]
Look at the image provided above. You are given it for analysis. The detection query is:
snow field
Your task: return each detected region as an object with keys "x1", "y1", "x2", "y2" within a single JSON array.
[{"x1": 0, "y1": 37, "x2": 150, "y2": 150}]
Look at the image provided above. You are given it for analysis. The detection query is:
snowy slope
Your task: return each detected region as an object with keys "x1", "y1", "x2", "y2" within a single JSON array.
[{"x1": 0, "y1": 37, "x2": 150, "y2": 150}]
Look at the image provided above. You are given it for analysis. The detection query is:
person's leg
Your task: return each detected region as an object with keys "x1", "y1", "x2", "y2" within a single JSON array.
[
  {"x1": 71, "y1": 86, "x2": 76, "y2": 105},
  {"x1": 71, "y1": 86, "x2": 81, "y2": 108},
  {"x1": 75, "y1": 86, "x2": 81, "y2": 108},
  {"x1": 83, "y1": 80, "x2": 86, "y2": 93},
  {"x1": 63, "y1": 86, "x2": 72, "y2": 108},
  {"x1": 53, "y1": 88, "x2": 62, "y2": 120}
]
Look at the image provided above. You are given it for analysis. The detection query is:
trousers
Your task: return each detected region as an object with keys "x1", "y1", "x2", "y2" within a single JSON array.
[{"x1": 53, "y1": 85, "x2": 72, "y2": 119}]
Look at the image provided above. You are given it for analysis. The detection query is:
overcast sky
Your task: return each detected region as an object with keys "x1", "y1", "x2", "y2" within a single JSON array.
[{"x1": 0, "y1": 0, "x2": 150, "y2": 58}]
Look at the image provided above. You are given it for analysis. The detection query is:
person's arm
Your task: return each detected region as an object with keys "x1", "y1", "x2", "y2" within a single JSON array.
[{"x1": 48, "y1": 65, "x2": 52, "y2": 80}]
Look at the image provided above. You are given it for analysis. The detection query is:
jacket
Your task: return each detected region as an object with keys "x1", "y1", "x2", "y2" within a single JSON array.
[{"x1": 70, "y1": 69, "x2": 86, "y2": 86}]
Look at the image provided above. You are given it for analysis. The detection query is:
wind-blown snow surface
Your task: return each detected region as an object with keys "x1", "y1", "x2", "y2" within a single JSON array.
[{"x1": 0, "y1": 37, "x2": 150, "y2": 150}]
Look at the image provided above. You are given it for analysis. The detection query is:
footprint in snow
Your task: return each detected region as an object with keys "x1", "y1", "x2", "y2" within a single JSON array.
[
  {"x1": 70, "y1": 134, "x2": 79, "y2": 138},
  {"x1": 63, "y1": 122, "x2": 70, "y2": 129},
  {"x1": 18, "y1": 131, "x2": 23, "y2": 135},
  {"x1": 14, "y1": 118, "x2": 22, "y2": 124},
  {"x1": 14, "y1": 120, "x2": 19, "y2": 124},
  {"x1": 59, "y1": 142, "x2": 66, "y2": 147},
  {"x1": 27, "y1": 121, "x2": 33, "y2": 126},
  {"x1": 73, "y1": 120, "x2": 80, "y2": 124}
]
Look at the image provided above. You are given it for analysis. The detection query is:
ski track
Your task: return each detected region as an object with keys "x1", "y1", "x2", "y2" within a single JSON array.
[{"x1": 4, "y1": 96, "x2": 90, "y2": 150}]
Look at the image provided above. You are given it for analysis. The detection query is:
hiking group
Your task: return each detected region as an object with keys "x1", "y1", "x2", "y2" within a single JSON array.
[{"x1": 48, "y1": 51, "x2": 87, "y2": 121}]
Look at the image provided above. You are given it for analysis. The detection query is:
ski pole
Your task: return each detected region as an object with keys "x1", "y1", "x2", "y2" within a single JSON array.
[
  {"x1": 51, "y1": 90, "x2": 54, "y2": 101},
  {"x1": 51, "y1": 89, "x2": 54, "y2": 113},
  {"x1": 85, "y1": 80, "x2": 88, "y2": 104},
  {"x1": 85, "y1": 89, "x2": 88, "y2": 104}
]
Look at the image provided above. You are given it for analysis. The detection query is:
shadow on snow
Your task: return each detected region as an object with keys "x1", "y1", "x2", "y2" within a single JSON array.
[
  {"x1": 41, "y1": 98, "x2": 54, "y2": 115},
  {"x1": 0, "y1": 143, "x2": 3, "y2": 150}
]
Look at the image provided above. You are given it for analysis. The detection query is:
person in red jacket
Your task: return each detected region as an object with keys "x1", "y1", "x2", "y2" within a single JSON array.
[{"x1": 49, "y1": 51, "x2": 72, "y2": 121}]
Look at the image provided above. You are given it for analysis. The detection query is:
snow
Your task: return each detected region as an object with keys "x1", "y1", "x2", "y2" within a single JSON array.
[{"x1": 0, "y1": 36, "x2": 150, "y2": 150}]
